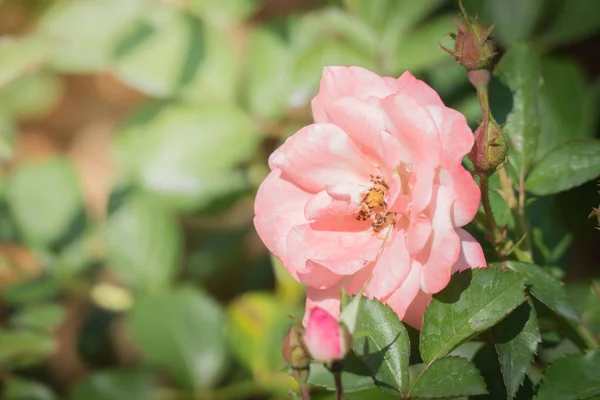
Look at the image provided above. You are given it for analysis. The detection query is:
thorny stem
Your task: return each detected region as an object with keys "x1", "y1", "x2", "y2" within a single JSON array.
[
  {"x1": 498, "y1": 167, "x2": 534, "y2": 263},
  {"x1": 470, "y1": 69, "x2": 534, "y2": 262},
  {"x1": 480, "y1": 175, "x2": 502, "y2": 244}
]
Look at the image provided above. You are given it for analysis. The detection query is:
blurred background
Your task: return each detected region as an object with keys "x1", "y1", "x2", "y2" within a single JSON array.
[{"x1": 0, "y1": 0, "x2": 598, "y2": 399}]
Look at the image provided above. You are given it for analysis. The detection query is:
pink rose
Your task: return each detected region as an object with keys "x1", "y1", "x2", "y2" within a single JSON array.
[
  {"x1": 303, "y1": 307, "x2": 351, "y2": 363},
  {"x1": 254, "y1": 66, "x2": 486, "y2": 328}
]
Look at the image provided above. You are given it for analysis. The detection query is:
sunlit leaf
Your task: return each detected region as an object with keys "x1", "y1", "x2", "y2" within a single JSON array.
[
  {"x1": 407, "y1": 357, "x2": 487, "y2": 398},
  {"x1": 105, "y1": 191, "x2": 180, "y2": 291},
  {"x1": 71, "y1": 369, "x2": 157, "y2": 400},
  {"x1": 353, "y1": 297, "x2": 410, "y2": 396},
  {"x1": 420, "y1": 268, "x2": 526, "y2": 364},
  {"x1": 128, "y1": 286, "x2": 227, "y2": 389},
  {"x1": 112, "y1": 6, "x2": 205, "y2": 97},
  {"x1": 3, "y1": 378, "x2": 56, "y2": 400},
  {"x1": 38, "y1": 0, "x2": 147, "y2": 72},
  {"x1": 501, "y1": 261, "x2": 580, "y2": 323},
  {"x1": 0, "y1": 35, "x2": 55, "y2": 88},
  {"x1": 495, "y1": 42, "x2": 542, "y2": 176},
  {"x1": 526, "y1": 139, "x2": 600, "y2": 196},
  {"x1": 114, "y1": 102, "x2": 259, "y2": 211},
  {"x1": 535, "y1": 351, "x2": 600, "y2": 400},
  {"x1": 6, "y1": 157, "x2": 85, "y2": 248},
  {"x1": 493, "y1": 300, "x2": 541, "y2": 397}
]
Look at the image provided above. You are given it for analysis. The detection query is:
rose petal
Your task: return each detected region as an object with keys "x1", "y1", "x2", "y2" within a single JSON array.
[
  {"x1": 269, "y1": 123, "x2": 377, "y2": 193},
  {"x1": 407, "y1": 213, "x2": 432, "y2": 255},
  {"x1": 286, "y1": 223, "x2": 381, "y2": 275},
  {"x1": 365, "y1": 232, "x2": 411, "y2": 299},
  {"x1": 452, "y1": 228, "x2": 487, "y2": 273},
  {"x1": 439, "y1": 165, "x2": 481, "y2": 228},
  {"x1": 382, "y1": 92, "x2": 441, "y2": 165},
  {"x1": 305, "y1": 190, "x2": 361, "y2": 220},
  {"x1": 385, "y1": 261, "x2": 422, "y2": 320},
  {"x1": 324, "y1": 96, "x2": 404, "y2": 170},
  {"x1": 420, "y1": 186, "x2": 461, "y2": 294},
  {"x1": 253, "y1": 169, "x2": 310, "y2": 277},
  {"x1": 393, "y1": 71, "x2": 444, "y2": 107},
  {"x1": 402, "y1": 290, "x2": 432, "y2": 329},
  {"x1": 304, "y1": 287, "x2": 341, "y2": 325}
]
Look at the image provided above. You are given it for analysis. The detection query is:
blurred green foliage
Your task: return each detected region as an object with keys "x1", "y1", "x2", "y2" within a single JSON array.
[{"x1": 0, "y1": 0, "x2": 599, "y2": 399}]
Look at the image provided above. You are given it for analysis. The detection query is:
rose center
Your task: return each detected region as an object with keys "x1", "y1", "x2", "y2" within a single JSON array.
[{"x1": 356, "y1": 175, "x2": 398, "y2": 233}]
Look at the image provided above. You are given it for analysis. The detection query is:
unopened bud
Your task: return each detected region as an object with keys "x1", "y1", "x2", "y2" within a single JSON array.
[
  {"x1": 469, "y1": 112, "x2": 508, "y2": 176},
  {"x1": 282, "y1": 325, "x2": 310, "y2": 383},
  {"x1": 441, "y1": 1, "x2": 496, "y2": 71},
  {"x1": 303, "y1": 307, "x2": 352, "y2": 364}
]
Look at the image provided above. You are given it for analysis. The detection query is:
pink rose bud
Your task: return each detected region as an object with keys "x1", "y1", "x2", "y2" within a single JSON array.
[{"x1": 303, "y1": 307, "x2": 351, "y2": 363}]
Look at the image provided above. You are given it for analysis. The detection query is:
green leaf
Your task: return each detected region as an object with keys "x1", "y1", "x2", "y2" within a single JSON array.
[
  {"x1": 114, "y1": 102, "x2": 259, "y2": 211},
  {"x1": 188, "y1": 0, "x2": 258, "y2": 25},
  {"x1": 495, "y1": 42, "x2": 542, "y2": 176},
  {"x1": 6, "y1": 157, "x2": 85, "y2": 248},
  {"x1": 340, "y1": 295, "x2": 362, "y2": 335},
  {"x1": 128, "y1": 286, "x2": 227, "y2": 389},
  {"x1": 180, "y1": 25, "x2": 241, "y2": 104},
  {"x1": 227, "y1": 293, "x2": 297, "y2": 394},
  {"x1": 0, "y1": 35, "x2": 55, "y2": 88},
  {"x1": 244, "y1": 27, "x2": 291, "y2": 120},
  {"x1": 3, "y1": 378, "x2": 56, "y2": 400},
  {"x1": 483, "y1": 0, "x2": 543, "y2": 47},
  {"x1": 389, "y1": 15, "x2": 456, "y2": 75},
  {"x1": 1, "y1": 276, "x2": 61, "y2": 306},
  {"x1": 112, "y1": 6, "x2": 205, "y2": 97},
  {"x1": 535, "y1": 351, "x2": 600, "y2": 400},
  {"x1": 313, "y1": 387, "x2": 398, "y2": 400},
  {"x1": 420, "y1": 268, "x2": 527, "y2": 364},
  {"x1": 526, "y1": 139, "x2": 600, "y2": 196},
  {"x1": 352, "y1": 297, "x2": 410, "y2": 396},
  {"x1": 70, "y1": 369, "x2": 157, "y2": 400},
  {"x1": 0, "y1": 329, "x2": 56, "y2": 368},
  {"x1": 407, "y1": 357, "x2": 487, "y2": 398},
  {"x1": 307, "y1": 353, "x2": 375, "y2": 393},
  {"x1": 38, "y1": 0, "x2": 146, "y2": 73},
  {"x1": 0, "y1": 73, "x2": 62, "y2": 119},
  {"x1": 501, "y1": 261, "x2": 580, "y2": 323},
  {"x1": 105, "y1": 191, "x2": 180, "y2": 291},
  {"x1": 10, "y1": 303, "x2": 65, "y2": 332},
  {"x1": 536, "y1": 0, "x2": 600, "y2": 50},
  {"x1": 493, "y1": 300, "x2": 541, "y2": 397},
  {"x1": 536, "y1": 58, "x2": 597, "y2": 162}
]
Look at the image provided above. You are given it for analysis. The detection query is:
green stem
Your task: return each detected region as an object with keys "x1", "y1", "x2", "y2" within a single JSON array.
[
  {"x1": 498, "y1": 167, "x2": 533, "y2": 263},
  {"x1": 480, "y1": 175, "x2": 502, "y2": 243}
]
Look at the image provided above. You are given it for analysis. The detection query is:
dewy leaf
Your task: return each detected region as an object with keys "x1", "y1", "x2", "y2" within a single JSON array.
[
  {"x1": 535, "y1": 351, "x2": 600, "y2": 400},
  {"x1": 128, "y1": 286, "x2": 227, "y2": 389},
  {"x1": 495, "y1": 42, "x2": 542, "y2": 176},
  {"x1": 407, "y1": 357, "x2": 487, "y2": 398},
  {"x1": 501, "y1": 261, "x2": 580, "y2": 323},
  {"x1": 6, "y1": 157, "x2": 85, "y2": 248},
  {"x1": 105, "y1": 191, "x2": 181, "y2": 291},
  {"x1": 493, "y1": 300, "x2": 541, "y2": 397},
  {"x1": 352, "y1": 297, "x2": 410, "y2": 396},
  {"x1": 420, "y1": 268, "x2": 527, "y2": 364},
  {"x1": 536, "y1": 58, "x2": 597, "y2": 162},
  {"x1": 526, "y1": 139, "x2": 600, "y2": 196},
  {"x1": 70, "y1": 369, "x2": 156, "y2": 400}
]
